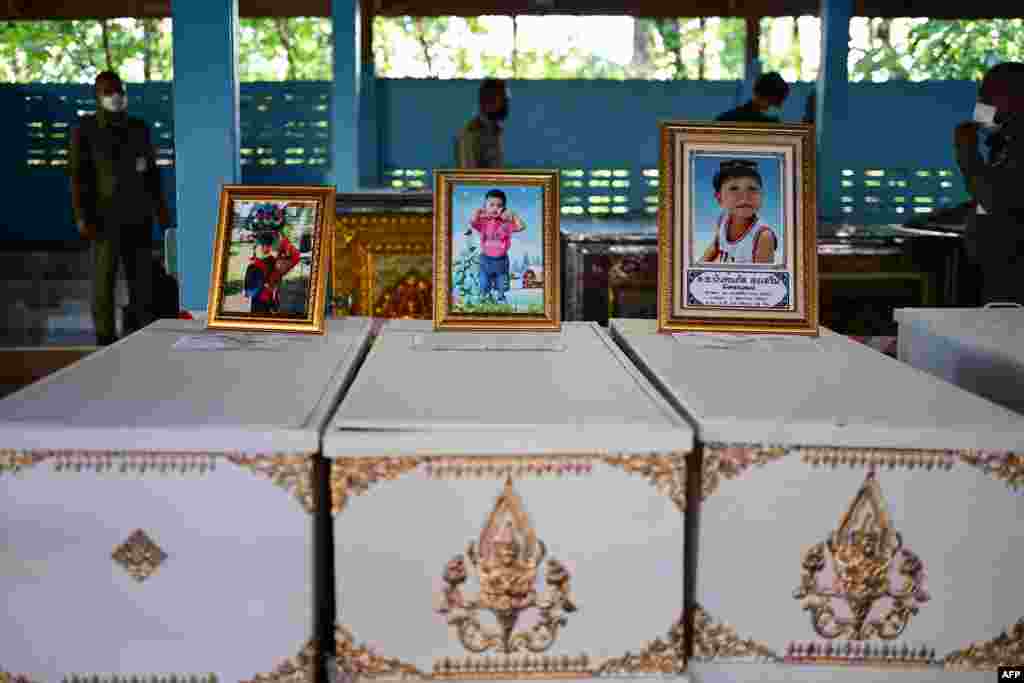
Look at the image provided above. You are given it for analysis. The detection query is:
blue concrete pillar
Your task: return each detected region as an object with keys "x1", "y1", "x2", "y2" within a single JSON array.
[
  {"x1": 816, "y1": 0, "x2": 853, "y2": 222},
  {"x1": 171, "y1": 0, "x2": 240, "y2": 312},
  {"x1": 332, "y1": 0, "x2": 360, "y2": 191}
]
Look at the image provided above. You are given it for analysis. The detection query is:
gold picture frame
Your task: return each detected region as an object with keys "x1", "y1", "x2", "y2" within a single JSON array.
[
  {"x1": 658, "y1": 121, "x2": 818, "y2": 336},
  {"x1": 332, "y1": 213, "x2": 434, "y2": 320},
  {"x1": 433, "y1": 170, "x2": 561, "y2": 332},
  {"x1": 206, "y1": 185, "x2": 334, "y2": 334}
]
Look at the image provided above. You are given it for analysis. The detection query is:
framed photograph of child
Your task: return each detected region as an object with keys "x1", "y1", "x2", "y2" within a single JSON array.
[
  {"x1": 206, "y1": 185, "x2": 335, "y2": 334},
  {"x1": 657, "y1": 121, "x2": 819, "y2": 336},
  {"x1": 433, "y1": 169, "x2": 561, "y2": 332}
]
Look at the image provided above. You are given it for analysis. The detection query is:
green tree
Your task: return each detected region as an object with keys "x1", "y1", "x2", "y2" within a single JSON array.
[
  {"x1": 238, "y1": 17, "x2": 332, "y2": 81},
  {"x1": 906, "y1": 19, "x2": 1024, "y2": 80}
]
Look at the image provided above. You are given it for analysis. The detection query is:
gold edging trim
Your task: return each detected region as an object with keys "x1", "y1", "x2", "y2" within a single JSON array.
[
  {"x1": 336, "y1": 625, "x2": 427, "y2": 678},
  {"x1": 692, "y1": 604, "x2": 780, "y2": 663},
  {"x1": 241, "y1": 638, "x2": 315, "y2": 682},
  {"x1": 959, "y1": 452, "x2": 1024, "y2": 491},
  {"x1": 425, "y1": 457, "x2": 595, "y2": 480},
  {"x1": 799, "y1": 448, "x2": 957, "y2": 471},
  {"x1": 0, "y1": 452, "x2": 46, "y2": 475},
  {"x1": 702, "y1": 444, "x2": 787, "y2": 500},
  {"x1": 58, "y1": 676, "x2": 217, "y2": 682},
  {"x1": 595, "y1": 616, "x2": 687, "y2": 675},
  {"x1": 330, "y1": 457, "x2": 423, "y2": 515},
  {"x1": 0, "y1": 671, "x2": 40, "y2": 683},
  {"x1": 783, "y1": 640, "x2": 937, "y2": 667},
  {"x1": 434, "y1": 655, "x2": 591, "y2": 678},
  {"x1": 603, "y1": 453, "x2": 688, "y2": 513},
  {"x1": 228, "y1": 454, "x2": 316, "y2": 514},
  {"x1": 944, "y1": 618, "x2": 1024, "y2": 671}
]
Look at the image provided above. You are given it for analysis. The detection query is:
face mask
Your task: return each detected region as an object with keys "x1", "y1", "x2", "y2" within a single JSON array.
[
  {"x1": 974, "y1": 102, "x2": 1000, "y2": 130},
  {"x1": 765, "y1": 106, "x2": 782, "y2": 119},
  {"x1": 100, "y1": 93, "x2": 127, "y2": 114}
]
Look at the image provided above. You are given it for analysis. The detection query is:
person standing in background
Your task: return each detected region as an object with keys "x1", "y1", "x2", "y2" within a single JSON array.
[
  {"x1": 70, "y1": 71, "x2": 171, "y2": 346},
  {"x1": 717, "y1": 72, "x2": 791, "y2": 123},
  {"x1": 953, "y1": 62, "x2": 1024, "y2": 305},
  {"x1": 456, "y1": 79, "x2": 509, "y2": 168}
]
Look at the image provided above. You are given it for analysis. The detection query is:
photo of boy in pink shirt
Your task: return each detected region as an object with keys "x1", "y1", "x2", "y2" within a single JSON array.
[{"x1": 465, "y1": 189, "x2": 527, "y2": 304}]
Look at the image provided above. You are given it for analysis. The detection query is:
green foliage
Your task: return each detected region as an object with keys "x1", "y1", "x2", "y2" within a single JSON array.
[
  {"x1": 451, "y1": 242, "x2": 482, "y2": 306},
  {"x1": 454, "y1": 300, "x2": 544, "y2": 314},
  {"x1": 3, "y1": 15, "x2": 1021, "y2": 85}
]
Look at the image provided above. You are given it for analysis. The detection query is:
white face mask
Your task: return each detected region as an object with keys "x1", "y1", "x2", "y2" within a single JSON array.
[
  {"x1": 765, "y1": 106, "x2": 782, "y2": 118},
  {"x1": 973, "y1": 102, "x2": 999, "y2": 130},
  {"x1": 100, "y1": 93, "x2": 127, "y2": 114}
]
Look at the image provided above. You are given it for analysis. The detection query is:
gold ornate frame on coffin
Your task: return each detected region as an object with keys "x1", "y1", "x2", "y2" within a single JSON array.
[
  {"x1": 696, "y1": 442, "x2": 1024, "y2": 671},
  {"x1": 328, "y1": 453, "x2": 688, "y2": 679},
  {"x1": 332, "y1": 213, "x2": 434, "y2": 319},
  {"x1": 433, "y1": 170, "x2": 561, "y2": 332},
  {"x1": 657, "y1": 121, "x2": 818, "y2": 336},
  {"x1": 206, "y1": 185, "x2": 335, "y2": 334}
]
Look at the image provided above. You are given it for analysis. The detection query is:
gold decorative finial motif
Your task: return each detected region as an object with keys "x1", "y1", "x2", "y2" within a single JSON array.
[
  {"x1": 794, "y1": 471, "x2": 930, "y2": 640},
  {"x1": 692, "y1": 604, "x2": 779, "y2": 662},
  {"x1": 111, "y1": 529, "x2": 168, "y2": 583},
  {"x1": 437, "y1": 478, "x2": 576, "y2": 654},
  {"x1": 602, "y1": 453, "x2": 687, "y2": 512},
  {"x1": 596, "y1": 616, "x2": 688, "y2": 674}
]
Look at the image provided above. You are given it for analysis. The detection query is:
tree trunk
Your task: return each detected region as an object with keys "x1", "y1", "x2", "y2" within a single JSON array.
[
  {"x1": 273, "y1": 17, "x2": 297, "y2": 80},
  {"x1": 630, "y1": 19, "x2": 649, "y2": 77},
  {"x1": 413, "y1": 18, "x2": 434, "y2": 76},
  {"x1": 512, "y1": 15, "x2": 519, "y2": 78},
  {"x1": 142, "y1": 18, "x2": 154, "y2": 81},
  {"x1": 792, "y1": 17, "x2": 801, "y2": 79},
  {"x1": 100, "y1": 19, "x2": 113, "y2": 71},
  {"x1": 697, "y1": 17, "x2": 706, "y2": 80}
]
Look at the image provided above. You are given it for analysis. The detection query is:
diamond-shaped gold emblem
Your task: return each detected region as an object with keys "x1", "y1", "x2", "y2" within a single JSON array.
[{"x1": 111, "y1": 529, "x2": 168, "y2": 582}]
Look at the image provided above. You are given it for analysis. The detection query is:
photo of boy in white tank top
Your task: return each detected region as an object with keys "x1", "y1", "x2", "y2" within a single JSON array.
[{"x1": 700, "y1": 159, "x2": 780, "y2": 265}]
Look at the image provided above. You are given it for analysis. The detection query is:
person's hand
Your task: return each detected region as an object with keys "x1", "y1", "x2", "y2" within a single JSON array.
[
  {"x1": 471, "y1": 208, "x2": 483, "y2": 222},
  {"x1": 500, "y1": 208, "x2": 512, "y2": 221},
  {"x1": 77, "y1": 219, "x2": 96, "y2": 241},
  {"x1": 158, "y1": 205, "x2": 171, "y2": 229},
  {"x1": 954, "y1": 121, "x2": 980, "y2": 148}
]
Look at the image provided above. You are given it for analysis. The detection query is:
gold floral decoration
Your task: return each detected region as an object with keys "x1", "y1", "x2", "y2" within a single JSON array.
[
  {"x1": 692, "y1": 604, "x2": 779, "y2": 662},
  {"x1": 54, "y1": 452, "x2": 217, "y2": 474},
  {"x1": 241, "y1": 637, "x2": 316, "y2": 682},
  {"x1": 944, "y1": 618, "x2": 1024, "y2": 671},
  {"x1": 111, "y1": 529, "x2": 168, "y2": 583},
  {"x1": 330, "y1": 457, "x2": 422, "y2": 515},
  {"x1": 793, "y1": 471, "x2": 930, "y2": 641},
  {"x1": 959, "y1": 452, "x2": 1024, "y2": 491},
  {"x1": 701, "y1": 444, "x2": 787, "y2": 500},
  {"x1": 437, "y1": 478, "x2": 576, "y2": 655},
  {"x1": 595, "y1": 616, "x2": 687, "y2": 675},
  {"x1": 335, "y1": 625, "x2": 426, "y2": 678},
  {"x1": 228, "y1": 455, "x2": 316, "y2": 514},
  {"x1": 603, "y1": 453, "x2": 687, "y2": 512}
]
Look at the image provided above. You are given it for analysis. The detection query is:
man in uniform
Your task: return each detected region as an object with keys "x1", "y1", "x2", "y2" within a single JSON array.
[
  {"x1": 717, "y1": 72, "x2": 791, "y2": 123},
  {"x1": 456, "y1": 79, "x2": 509, "y2": 168},
  {"x1": 954, "y1": 61, "x2": 1024, "y2": 305},
  {"x1": 70, "y1": 71, "x2": 171, "y2": 345}
]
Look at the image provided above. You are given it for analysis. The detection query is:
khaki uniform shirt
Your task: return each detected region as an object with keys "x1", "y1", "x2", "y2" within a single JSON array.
[
  {"x1": 70, "y1": 110, "x2": 163, "y2": 232},
  {"x1": 456, "y1": 115, "x2": 504, "y2": 168}
]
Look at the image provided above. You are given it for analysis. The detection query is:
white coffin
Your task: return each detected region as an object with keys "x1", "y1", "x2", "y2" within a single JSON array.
[
  {"x1": 895, "y1": 307, "x2": 1024, "y2": 416},
  {"x1": 611, "y1": 319, "x2": 1024, "y2": 683},
  {"x1": 322, "y1": 321, "x2": 694, "y2": 681},
  {"x1": 0, "y1": 318, "x2": 374, "y2": 682}
]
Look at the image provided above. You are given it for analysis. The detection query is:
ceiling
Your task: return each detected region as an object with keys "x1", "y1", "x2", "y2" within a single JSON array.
[{"x1": 2, "y1": 0, "x2": 1020, "y2": 19}]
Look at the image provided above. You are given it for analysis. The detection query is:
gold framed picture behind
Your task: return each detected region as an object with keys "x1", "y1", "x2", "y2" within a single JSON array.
[
  {"x1": 657, "y1": 121, "x2": 818, "y2": 336},
  {"x1": 206, "y1": 185, "x2": 334, "y2": 334},
  {"x1": 433, "y1": 169, "x2": 561, "y2": 332}
]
